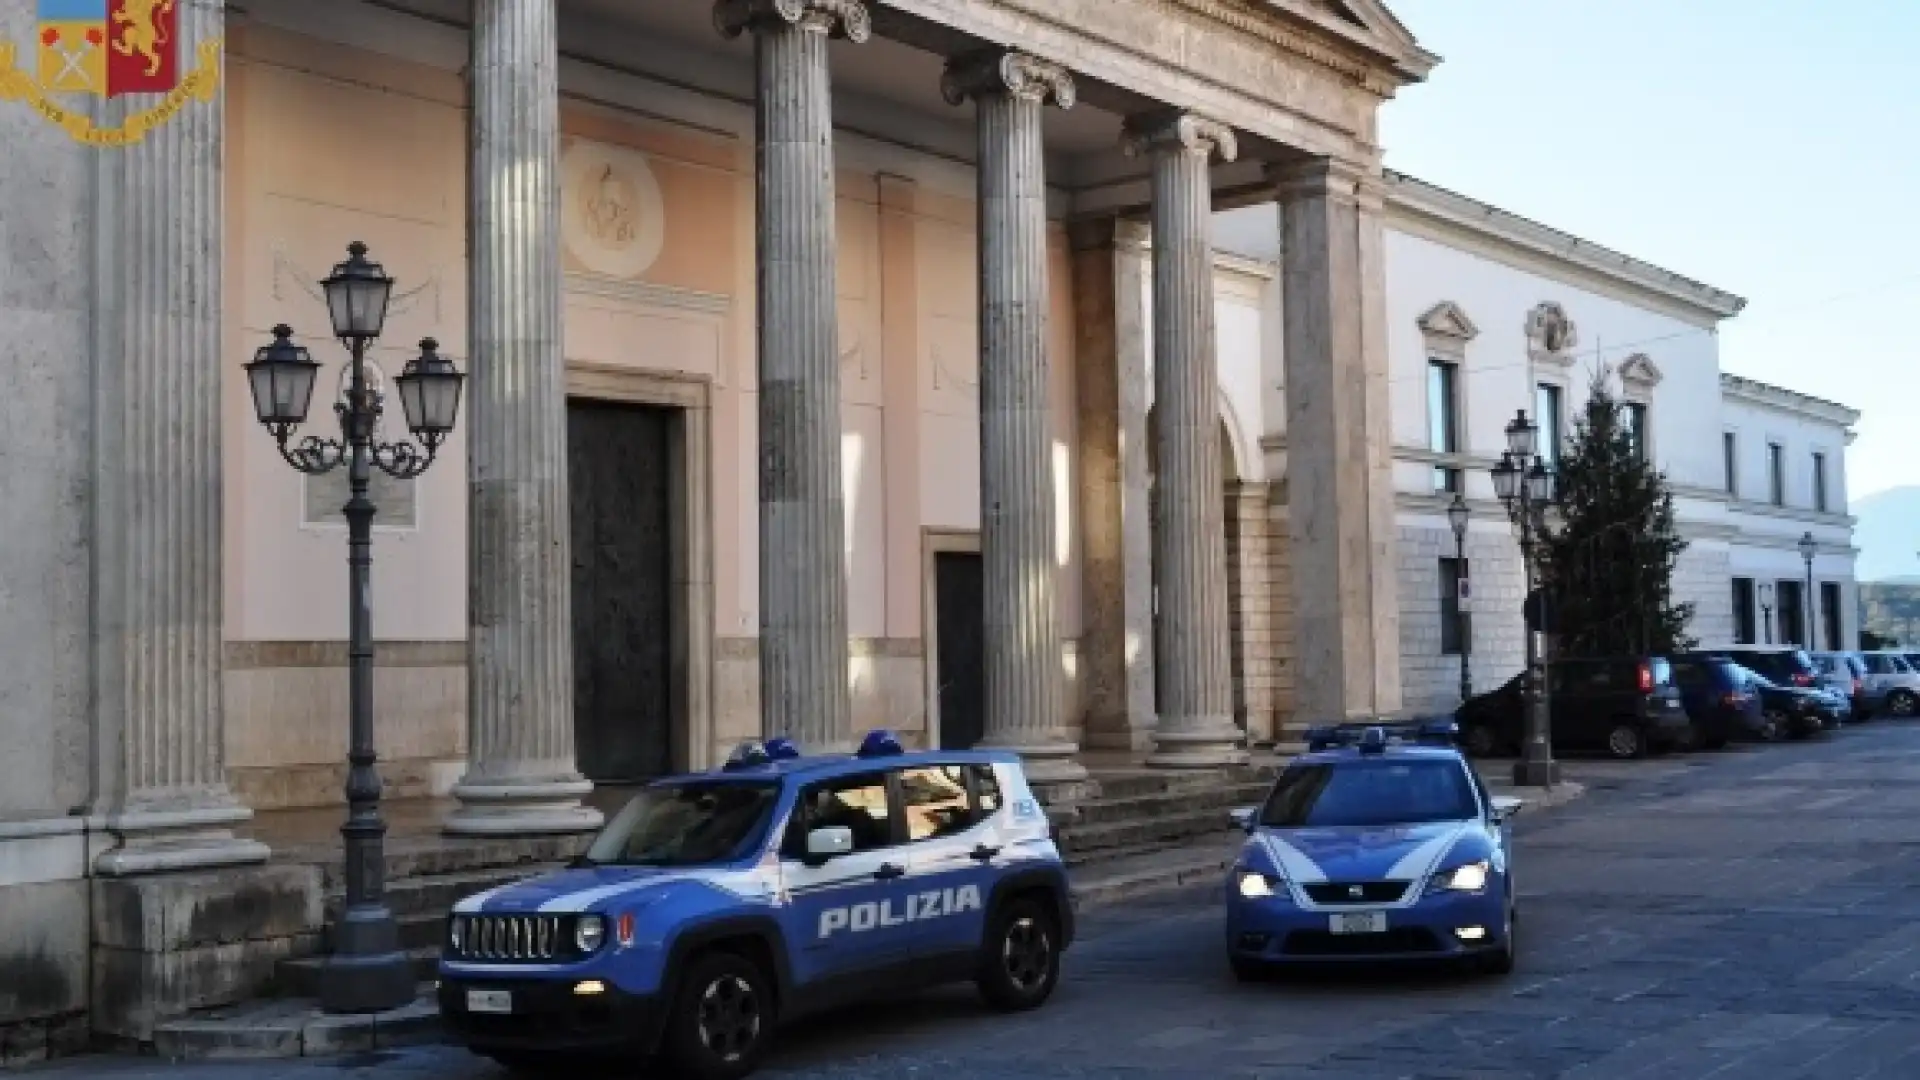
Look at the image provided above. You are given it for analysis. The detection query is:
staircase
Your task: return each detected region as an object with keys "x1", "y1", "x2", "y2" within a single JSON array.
[{"x1": 1050, "y1": 763, "x2": 1280, "y2": 908}]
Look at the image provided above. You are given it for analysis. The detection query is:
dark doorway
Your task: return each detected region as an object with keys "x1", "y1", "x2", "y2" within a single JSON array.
[
  {"x1": 933, "y1": 551, "x2": 985, "y2": 751},
  {"x1": 567, "y1": 399, "x2": 676, "y2": 784}
]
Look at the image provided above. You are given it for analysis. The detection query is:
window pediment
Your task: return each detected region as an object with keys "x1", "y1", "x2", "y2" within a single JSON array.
[
  {"x1": 1417, "y1": 300, "x2": 1479, "y2": 345},
  {"x1": 1618, "y1": 353, "x2": 1663, "y2": 394}
]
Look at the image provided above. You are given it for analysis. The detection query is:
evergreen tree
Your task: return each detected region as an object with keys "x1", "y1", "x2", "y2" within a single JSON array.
[{"x1": 1539, "y1": 368, "x2": 1695, "y2": 655}]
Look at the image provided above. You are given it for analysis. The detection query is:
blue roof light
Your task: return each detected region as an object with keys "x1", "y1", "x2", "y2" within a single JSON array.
[
  {"x1": 722, "y1": 740, "x2": 772, "y2": 771},
  {"x1": 857, "y1": 729, "x2": 905, "y2": 758},
  {"x1": 1416, "y1": 719, "x2": 1459, "y2": 745},
  {"x1": 763, "y1": 736, "x2": 801, "y2": 761},
  {"x1": 1357, "y1": 726, "x2": 1389, "y2": 754}
]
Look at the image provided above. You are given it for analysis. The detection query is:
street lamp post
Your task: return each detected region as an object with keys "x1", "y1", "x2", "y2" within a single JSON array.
[
  {"x1": 243, "y1": 242, "x2": 465, "y2": 1014},
  {"x1": 1760, "y1": 581, "x2": 1775, "y2": 644},
  {"x1": 1491, "y1": 410, "x2": 1560, "y2": 788},
  {"x1": 1799, "y1": 531, "x2": 1819, "y2": 649},
  {"x1": 1447, "y1": 493, "x2": 1473, "y2": 705}
]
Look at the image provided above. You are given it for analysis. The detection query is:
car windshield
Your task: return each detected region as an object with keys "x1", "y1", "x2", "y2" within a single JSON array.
[
  {"x1": 580, "y1": 780, "x2": 780, "y2": 867},
  {"x1": 1258, "y1": 759, "x2": 1479, "y2": 828}
]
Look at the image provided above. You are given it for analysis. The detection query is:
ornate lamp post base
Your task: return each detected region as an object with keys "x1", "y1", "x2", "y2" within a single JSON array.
[
  {"x1": 1511, "y1": 756, "x2": 1561, "y2": 787},
  {"x1": 318, "y1": 946, "x2": 417, "y2": 1014}
]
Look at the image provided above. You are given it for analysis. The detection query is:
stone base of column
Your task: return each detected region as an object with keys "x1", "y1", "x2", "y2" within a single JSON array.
[
  {"x1": 975, "y1": 734, "x2": 1089, "y2": 786},
  {"x1": 444, "y1": 776, "x2": 602, "y2": 836},
  {"x1": 1146, "y1": 718, "x2": 1249, "y2": 769},
  {"x1": 93, "y1": 798, "x2": 272, "y2": 877}
]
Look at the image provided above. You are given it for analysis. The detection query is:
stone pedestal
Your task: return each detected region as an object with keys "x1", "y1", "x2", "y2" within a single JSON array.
[
  {"x1": 716, "y1": 0, "x2": 868, "y2": 752},
  {"x1": 1274, "y1": 157, "x2": 1403, "y2": 723},
  {"x1": 1123, "y1": 112, "x2": 1247, "y2": 768},
  {"x1": 1070, "y1": 219, "x2": 1158, "y2": 753},
  {"x1": 88, "y1": 0, "x2": 268, "y2": 874},
  {"x1": 942, "y1": 50, "x2": 1085, "y2": 782},
  {"x1": 449, "y1": 0, "x2": 600, "y2": 835}
]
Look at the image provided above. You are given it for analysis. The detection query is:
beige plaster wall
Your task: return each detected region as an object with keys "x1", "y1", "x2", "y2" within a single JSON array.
[{"x1": 222, "y1": 28, "x2": 1084, "y2": 804}]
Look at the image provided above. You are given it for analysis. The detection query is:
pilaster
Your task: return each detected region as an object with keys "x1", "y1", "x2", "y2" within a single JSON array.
[
  {"x1": 942, "y1": 49, "x2": 1084, "y2": 782},
  {"x1": 449, "y1": 0, "x2": 600, "y2": 835},
  {"x1": 89, "y1": 0, "x2": 267, "y2": 874},
  {"x1": 1274, "y1": 156, "x2": 1403, "y2": 723},
  {"x1": 716, "y1": 0, "x2": 868, "y2": 752},
  {"x1": 1122, "y1": 111, "x2": 1247, "y2": 768}
]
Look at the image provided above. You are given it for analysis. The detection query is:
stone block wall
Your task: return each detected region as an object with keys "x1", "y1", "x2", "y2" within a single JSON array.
[
  {"x1": 1397, "y1": 523, "x2": 1530, "y2": 714},
  {"x1": 1225, "y1": 483, "x2": 1288, "y2": 743},
  {"x1": 1675, "y1": 542, "x2": 1734, "y2": 648}
]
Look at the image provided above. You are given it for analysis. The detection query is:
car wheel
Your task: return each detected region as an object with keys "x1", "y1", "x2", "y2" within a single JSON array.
[
  {"x1": 977, "y1": 897, "x2": 1061, "y2": 1011},
  {"x1": 661, "y1": 950, "x2": 772, "y2": 1080},
  {"x1": 1758, "y1": 711, "x2": 1786, "y2": 742},
  {"x1": 1461, "y1": 723, "x2": 1499, "y2": 758},
  {"x1": 1889, "y1": 690, "x2": 1917, "y2": 717},
  {"x1": 1479, "y1": 896, "x2": 1517, "y2": 976},
  {"x1": 1606, "y1": 724, "x2": 1645, "y2": 759}
]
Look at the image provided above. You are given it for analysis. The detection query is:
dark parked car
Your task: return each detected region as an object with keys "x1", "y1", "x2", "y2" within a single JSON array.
[
  {"x1": 1669, "y1": 654, "x2": 1770, "y2": 746},
  {"x1": 1712, "y1": 646, "x2": 1822, "y2": 691},
  {"x1": 1729, "y1": 664, "x2": 1843, "y2": 738},
  {"x1": 1456, "y1": 656, "x2": 1691, "y2": 760}
]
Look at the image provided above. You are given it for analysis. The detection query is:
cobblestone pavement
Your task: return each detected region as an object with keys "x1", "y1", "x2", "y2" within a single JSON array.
[{"x1": 30, "y1": 723, "x2": 1920, "y2": 1078}]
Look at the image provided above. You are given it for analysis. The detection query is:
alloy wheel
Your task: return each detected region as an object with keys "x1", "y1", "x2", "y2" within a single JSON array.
[
  {"x1": 1607, "y1": 726, "x2": 1641, "y2": 758},
  {"x1": 1002, "y1": 915, "x2": 1054, "y2": 992},
  {"x1": 696, "y1": 973, "x2": 762, "y2": 1063},
  {"x1": 1891, "y1": 691, "x2": 1916, "y2": 717}
]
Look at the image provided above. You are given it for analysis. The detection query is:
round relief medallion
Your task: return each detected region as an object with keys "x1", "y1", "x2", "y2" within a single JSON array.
[{"x1": 560, "y1": 140, "x2": 666, "y2": 279}]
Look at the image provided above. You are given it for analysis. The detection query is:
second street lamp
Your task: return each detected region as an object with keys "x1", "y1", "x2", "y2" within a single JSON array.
[
  {"x1": 1493, "y1": 409, "x2": 1561, "y2": 788},
  {"x1": 243, "y1": 241, "x2": 465, "y2": 1014},
  {"x1": 1799, "y1": 530, "x2": 1819, "y2": 648},
  {"x1": 1447, "y1": 493, "x2": 1472, "y2": 705}
]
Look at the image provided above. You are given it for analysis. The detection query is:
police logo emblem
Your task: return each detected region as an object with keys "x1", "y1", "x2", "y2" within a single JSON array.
[{"x1": 1348, "y1": 885, "x2": 1364, "y2": 899}]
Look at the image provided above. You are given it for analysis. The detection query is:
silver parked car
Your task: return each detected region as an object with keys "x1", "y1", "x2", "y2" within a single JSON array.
[
  {"x1": 1855, "y1": 651, "x2": 1920, "y2": 718},
  {"x1": 1809, "y1": 652, "x2": 1869, "y2": 718}
]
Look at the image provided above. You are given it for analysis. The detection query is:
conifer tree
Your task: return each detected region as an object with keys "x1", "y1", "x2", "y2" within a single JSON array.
[{"x1": 1539, "y1": 367, "x2": 1695, "y2": 655}]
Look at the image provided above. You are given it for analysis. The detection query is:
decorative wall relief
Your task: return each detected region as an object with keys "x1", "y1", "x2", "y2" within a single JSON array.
[
  {"x1": 1524, "y1": 301, "x2": 1579, "y2": 371},
  {"x1": 560, "y1": 140, "x2": 666, "y2": 280},
  {"x1": 300, "y1": 359, "x2": 419, "y2": 529}
]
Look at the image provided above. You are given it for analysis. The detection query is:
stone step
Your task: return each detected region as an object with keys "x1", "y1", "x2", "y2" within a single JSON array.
[
  {"x1": 275, "y1": 949, "x2": 442, "y2": 1000},
  {"x1": 1087, "y1": 766, "x2": 1273, "y2": 802},
  {"x1": 152, "y1": 986, "x2": 442, "y2": 1061},
  {"x1": 1055, "y1": 805, "x2": 1241, "y2": 859},
  {"x1": 1059, "y1": 782, "x2": 1270, "y2": 827},
  {"x1": 1069, "y1": 841, "x2": 1237, "y2": 910},
  {"x1": 324, "y1": 864, "x2": 556, "y2": 922},
  {"x1": 308, "y1": 834, "x2": 591, "y2": 892}
]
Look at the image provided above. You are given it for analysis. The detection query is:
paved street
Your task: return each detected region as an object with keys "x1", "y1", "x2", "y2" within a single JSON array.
[{"x1": 30, "y1": 721, "x2": 1920, "y2": 1078}]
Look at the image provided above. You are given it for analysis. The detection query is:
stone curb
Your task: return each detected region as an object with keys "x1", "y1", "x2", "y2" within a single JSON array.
[{"x1": 150, "y1": 993, "x2": 442, "y2": 1061}]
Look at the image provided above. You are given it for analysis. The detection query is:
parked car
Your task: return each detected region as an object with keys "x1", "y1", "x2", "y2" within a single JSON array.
[
  {"x1": 1809, "y1": 651, "x2": 1872, "y2": 719},
  {"x1": 1669, "y1": 654, "x2": 1770, "y2": 746},
  {"x1": 1854, "y1": 651, "x2": 1920, "y2": 718},
  {"x1": 1456, "y1": 656, "x2": 1692, "y2": 760},
  {"x1": 1710, "y1": 645, "x2": 1822, "y2": 691},
  {"x1": 1729, "y1": 664, "x2": 1844, "y2": 738}
]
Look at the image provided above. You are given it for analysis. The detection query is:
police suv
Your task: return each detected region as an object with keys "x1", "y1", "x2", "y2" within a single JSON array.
[
  {"x1": 1224, "y1": 721, "x2": 1522, "y2": 977},
  {"x1": 437, "y1": 731, "x2": 1073, "y2": 1079}
]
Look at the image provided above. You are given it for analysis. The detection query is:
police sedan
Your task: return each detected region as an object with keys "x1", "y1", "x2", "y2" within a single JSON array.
[{"x1": 1224, "y1": 722, "x2": 1521, "y2": 978}]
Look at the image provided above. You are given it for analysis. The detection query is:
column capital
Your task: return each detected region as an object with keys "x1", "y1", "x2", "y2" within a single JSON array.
[
  {"x1": 1067, "y1": 216, "x2": 1151, "y2": 254},
  {"x1": 941, "y1": 48, "x2": 1076, "y2": 109},
  {"x1": 715, "y1": 0, "x2": 870, "y2": 43},
  {"x1": 1269, "y1": 156, "x2": 1384, "y2": 210},
  {"x1": 1121, "y1": 109, "x2": 1238, "y2": 164}
]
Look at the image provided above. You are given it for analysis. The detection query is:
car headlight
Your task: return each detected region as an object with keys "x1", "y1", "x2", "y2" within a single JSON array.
[
  {"x1": 448, "y1": 916, "x2": 464, "y2": 950},
  {"x1": 1432, "y1": 860, "x2": 1490, "y2": 893},
  {"x1": 575, "y1": 914, "x2": 607, "y2": 954},
  {"x1": 1237, "y1": 871, "x2": 1280, "y2": 899}
]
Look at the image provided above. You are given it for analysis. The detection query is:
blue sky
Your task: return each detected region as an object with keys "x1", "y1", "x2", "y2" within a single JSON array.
[{"x1": 1376, "y1": 0, "x2": 1916, "y2": 502}]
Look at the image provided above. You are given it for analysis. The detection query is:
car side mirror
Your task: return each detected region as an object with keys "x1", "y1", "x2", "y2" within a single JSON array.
[
  {"x1": 1228, "y1": 807, "x2": 1256, "y2": 833},
  {"x1": 803, "y1": 826, "x2": 853, "y2": 865},
  {"x1": 1489, "y1": 796, "x2": 1523, "y2": 824}
]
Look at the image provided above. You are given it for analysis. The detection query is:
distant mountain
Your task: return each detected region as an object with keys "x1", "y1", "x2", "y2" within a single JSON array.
[{"x1": 1853, "y1": 486, "x2": 1920, "y2": 582}]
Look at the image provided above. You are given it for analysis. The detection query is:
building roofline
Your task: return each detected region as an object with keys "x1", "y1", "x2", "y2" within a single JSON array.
[
  {"x1": 1381, "y1": 171, "x2": 1749, "y2": 323},
  {"x1": 1720, "y1": 373, "x2": 1862, "y2": 428}
]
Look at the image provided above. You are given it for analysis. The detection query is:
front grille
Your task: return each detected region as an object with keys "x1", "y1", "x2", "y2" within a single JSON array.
[
  {"x1": 449, "y1": 914, "x2": 567, "y2": 962},
  {"x1": 1301, "y1": 881, "x2": 1410, "y2": 905},
  {"x1": 1282, "y1": 927, "x2": 1440, "y2": 956}
]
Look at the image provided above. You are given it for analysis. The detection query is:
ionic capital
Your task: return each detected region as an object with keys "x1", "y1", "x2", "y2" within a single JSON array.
[
  {"x1": 1120, "y1": 110, "x2": 1238, "y2": 164},
  {"x1": 714, "y1": 0, "x2": 871, "y2": 43},
  {"x1": 941, "y1": 49, "x2": 1076, "y2": 110}
]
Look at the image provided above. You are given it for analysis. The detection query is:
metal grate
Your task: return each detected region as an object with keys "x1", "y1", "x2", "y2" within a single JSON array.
[
  {"x1": 448, "y1": 914, "x2": 566, "y2": 962},
  {"x1": 1300, "y1": 881, "x2": 1411, "y2": 905}
]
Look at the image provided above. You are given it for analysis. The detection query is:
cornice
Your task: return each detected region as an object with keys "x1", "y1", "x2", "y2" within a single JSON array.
[
  {"x1": 1726, "y1": 498, "x2": 1857, "y2": 531},
  {"x1": 1381, "y1": 171, "x2": 1748, "y2": 325},
  {"x1": 1167, "y1": 0, "x2": 1436, "y2": 91},
  {"x1": 1720, "y1": 373, "x2": 1861, "y2": 428}
]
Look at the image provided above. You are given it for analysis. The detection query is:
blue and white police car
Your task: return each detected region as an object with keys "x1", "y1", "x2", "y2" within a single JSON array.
[
  {"x1": 1224, "y1": 721, "x2": 1522, "y2": 978},
  {"x1": 437, "y1": 731, "x2": 1072, "y2": 1079}
]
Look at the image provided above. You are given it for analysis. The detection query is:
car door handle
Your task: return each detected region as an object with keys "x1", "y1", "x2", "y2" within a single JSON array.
[
  {"x1": 969, "y1": 844, "x2": 1001, "y2": 862},
  {"x1": 873, "y1": 863, "x2": 905, "y2": 880}
]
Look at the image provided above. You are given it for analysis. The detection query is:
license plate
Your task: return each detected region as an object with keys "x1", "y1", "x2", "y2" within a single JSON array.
[
  {"x1": 1329, "y1": 911, "x2": 1387, "y2": 934},
  {"x1": 466, "y1": 990, "x2": 512, "y2": 1014}
]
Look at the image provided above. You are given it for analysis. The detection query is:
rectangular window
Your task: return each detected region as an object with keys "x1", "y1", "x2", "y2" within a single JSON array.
[
  {"x1": 1428, "y1": 358, "x2": 1460, "y2": 494},
  {"x1": 898, "y1": 766, "x2": 978, "y2": 842},
  {"x1": 1812, "y1": 451, "x2": 1829, "y2": 512},
  {"x1": 1731, "y1": 577, "x2": 1756, "y2": 645},
  {"x1": 1723, "y1": 432, "x2": 1738, "y2": 495},
  {"x1": 1439, "y1": 557, "x2": 1471, "y2": 656},
  {"x1": 1820, "y1": 582, "x2": 1842, "y2": 651},
  {"x1": 1535, "y1": 383, "x2": 1563, "y2": 469},
  {"x1": 1623, "y1": 402, "x2": 1649, "y2": 459},
  {"x1": 1768, "y1": 442, "x2": 1786, "y2": 505},
  {"x1": 784, "y1": 772, "x2": 895, "y2": 855},
  {"x1": 1777, "y1": 580, "x2": 1805, "y2": 646}
]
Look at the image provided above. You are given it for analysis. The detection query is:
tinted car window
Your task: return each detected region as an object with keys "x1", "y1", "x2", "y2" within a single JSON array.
[
  {"x1": 1259, "y1": 760, "x2": 1479, "y2": 828},
  {"x1": 898, "y1": 765, "x2": 977, "y2": 842},
  {"x1": 1866, "y1": 654, "x2": 1895, "y2": 674},
  {"x1": 1647, "y1": 658, "x2": 1673, "y2": 686},
  {"x1": 584, "y1": 780, "x2": 780, "y2": 867},
  {"x1": 785, "y1": 772, "x2": 894, "y2": 854}
]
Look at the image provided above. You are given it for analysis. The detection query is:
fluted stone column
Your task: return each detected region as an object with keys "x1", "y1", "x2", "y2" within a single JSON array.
[
  {"x1": 1122, "y1": 111, "x2": 1248, "y2": 768},
  {"x1": 448, "y1": 0, "x2": 600, "y2": 835},
  {"x1": 1273, "y1": 157, "x2": 1402, "y2": 723},
  {"x1": 88, "y1": 0, "x2": 268, "y2": 874},
  {"x1": 716, "y1": 0, "x2": 867, "y2": 752},
  {"x1": 942, "y1": 50, "x2": 1085, "y2": 783}
]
